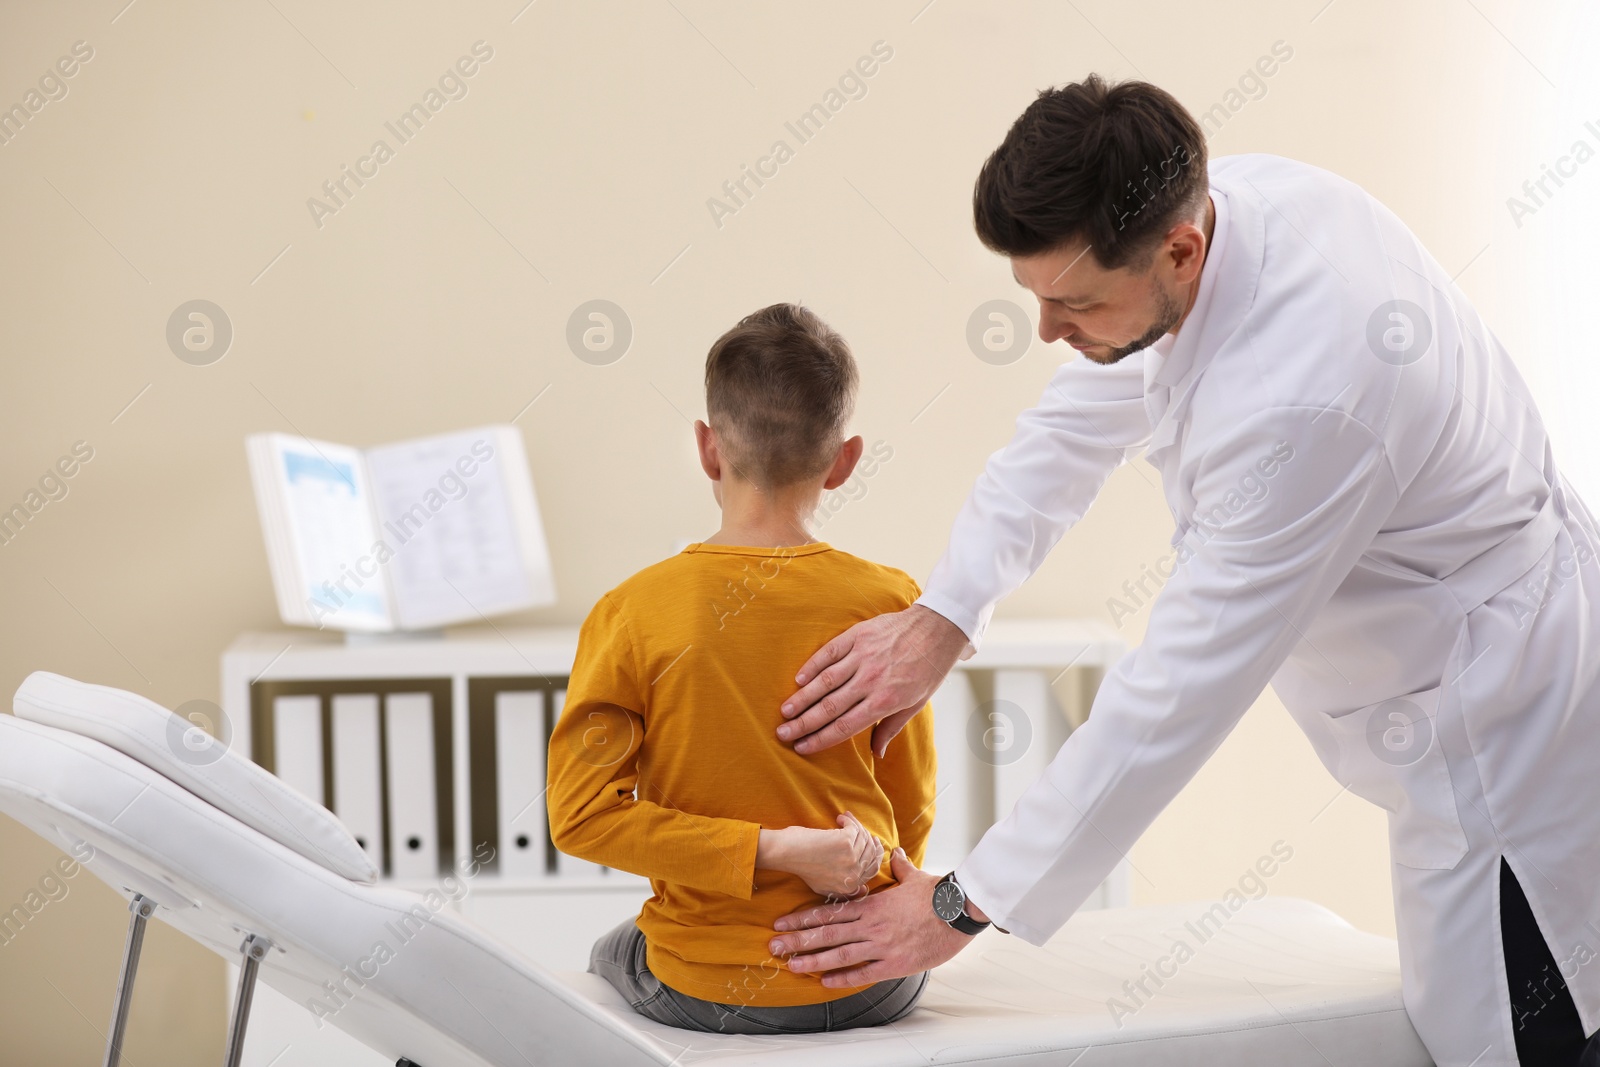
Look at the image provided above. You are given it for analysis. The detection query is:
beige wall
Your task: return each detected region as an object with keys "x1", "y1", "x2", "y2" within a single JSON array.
[{"x1": 0, "y1": 0, "x2": 1562, "y2": 1061}]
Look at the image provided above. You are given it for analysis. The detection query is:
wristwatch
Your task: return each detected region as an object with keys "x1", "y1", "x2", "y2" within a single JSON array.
[{"x1": 931, "y1": 871, "x2": 991, "y2": 936}]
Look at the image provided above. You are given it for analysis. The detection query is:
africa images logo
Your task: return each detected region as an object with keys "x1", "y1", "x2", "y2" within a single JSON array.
[
  {"x1": 1365, "y1": 300, "x2": 1432, "y2": 367},
  {"x1": 1364, "y1": 698, "x2": 1433, "y2": 767}
]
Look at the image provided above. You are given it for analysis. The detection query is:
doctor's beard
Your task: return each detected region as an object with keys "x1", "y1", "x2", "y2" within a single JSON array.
[{"x1": 1093, "y1": 277, "x2": 1186, "y2": 365}]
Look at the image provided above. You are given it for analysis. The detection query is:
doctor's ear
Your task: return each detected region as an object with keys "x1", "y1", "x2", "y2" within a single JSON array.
[{"x1": 1159, "y1": 211, "x2": 1210, "y2": 283}]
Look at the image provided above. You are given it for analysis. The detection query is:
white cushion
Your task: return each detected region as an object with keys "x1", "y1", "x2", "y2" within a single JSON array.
[{"x1": 12, "y1": 670, "x2": 376, "y2": 884}]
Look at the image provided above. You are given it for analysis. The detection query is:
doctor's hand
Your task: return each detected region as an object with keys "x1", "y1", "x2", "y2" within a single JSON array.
[
  {"x1": 757, "y1": 813, "x2": 884, "y2": 899},
  {"x1": 778, "y1": 604, "x2": 968, "y2": 757},
  {"x1": 768, "y1": 848, "x2": 976, "y2": 987}
]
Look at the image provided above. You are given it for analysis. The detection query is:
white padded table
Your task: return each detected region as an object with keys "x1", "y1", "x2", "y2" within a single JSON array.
[
  {"x1": 0, "y1": 703, "x2": 1432, "y2": 1066},
  {"x1": 565, "y1": 901, "x2": 1433, "y2": 1066}
]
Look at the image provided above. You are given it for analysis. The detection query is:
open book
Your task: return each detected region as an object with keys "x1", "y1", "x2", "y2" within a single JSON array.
[{"x1": 246, "y1": 426, "x2": 556, "y2": 632}]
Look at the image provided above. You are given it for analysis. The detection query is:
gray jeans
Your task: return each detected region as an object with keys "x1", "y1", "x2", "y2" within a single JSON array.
[{"x1": 588, "y1": 919, "x2": 928, "y2": 1035}]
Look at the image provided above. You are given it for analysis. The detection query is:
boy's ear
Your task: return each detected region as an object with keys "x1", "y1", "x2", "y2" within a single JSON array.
[
  {"x1": 695, "y1": 420, "x2": 722, "y2": 481},
  {"x1": 821, "y1": 436, "x2": 865, "y2": 491}
]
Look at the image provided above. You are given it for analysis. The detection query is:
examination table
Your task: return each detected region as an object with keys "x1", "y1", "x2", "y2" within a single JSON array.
[{"x1": 0, "y1": 672, "x2": 1433, "y2": 1066}]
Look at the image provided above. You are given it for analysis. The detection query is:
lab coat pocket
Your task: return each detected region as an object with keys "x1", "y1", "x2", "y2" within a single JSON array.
[{"x1": 1324, "y1": 686, "x2": 1469, "y2": 870}]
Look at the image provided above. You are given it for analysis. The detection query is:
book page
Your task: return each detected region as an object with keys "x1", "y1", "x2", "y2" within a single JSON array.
[
  {"x1": 246, "y1": 434, "x2": 311, "y2": 626},
  {"x1": 490, "y1": 425, "x2": 558, "y2": 608},
  {"x1": 267, "y1": 435, "x2": 392, "y2": 630},
  {"x1": 365, "y1": 427, "x2": 533, "y2": 630}
]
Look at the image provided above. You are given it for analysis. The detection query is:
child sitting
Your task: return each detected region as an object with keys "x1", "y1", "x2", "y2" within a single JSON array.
[{"x1": 547, "y1": 302, "x2": 936, "y2": 1034}]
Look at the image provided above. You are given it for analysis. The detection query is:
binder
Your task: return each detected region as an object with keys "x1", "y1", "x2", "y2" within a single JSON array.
[
  {"x1": 272, "y1": 695, "x2": 324, "y2": 805},
  {"x1": 495, "y1": 689, "x2": 548, "y2": 878},
  {"x1": 331, "y1": 693, "x2": 384, "y2": 872},
  {"x1": 549, "y1": 688, "x2": 605, "y2": 879},
  {"x1": 385, "y1": 692, "x2": 439, "y2": 880}
]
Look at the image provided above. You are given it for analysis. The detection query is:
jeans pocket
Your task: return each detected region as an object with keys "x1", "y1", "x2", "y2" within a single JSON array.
[{"x1": 1324, "y1": 685, "x2": 1468, "y2": 870}]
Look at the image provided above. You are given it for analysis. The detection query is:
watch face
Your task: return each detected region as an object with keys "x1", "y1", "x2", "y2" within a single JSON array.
[{"x1": 932, "y1": 879, "x2": 966, "y2": 923}]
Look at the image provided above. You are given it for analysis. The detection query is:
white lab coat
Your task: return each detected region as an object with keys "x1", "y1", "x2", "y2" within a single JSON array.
[{"x1": 924, "y1": 153, "x2": 1600, "y2": 1066}]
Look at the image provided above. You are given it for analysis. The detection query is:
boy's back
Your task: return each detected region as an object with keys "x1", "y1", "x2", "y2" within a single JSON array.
[
  {"x1": 548, "y1": 540, "x2": 936, "y2": 1007},
  {"x1": 550, "y1": 301, "x2": 937, "y2": 1030}
]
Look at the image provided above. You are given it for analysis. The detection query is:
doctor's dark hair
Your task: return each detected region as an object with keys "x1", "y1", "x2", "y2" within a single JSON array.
[
  {"x1": 704, "y1": 303, "x2": 858, "y2": 489},
  {"x1": 974, "y1": 75, "x2": 1209, "y2": 270}
]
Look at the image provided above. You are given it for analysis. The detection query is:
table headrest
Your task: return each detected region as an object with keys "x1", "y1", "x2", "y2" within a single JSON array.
[{"x1": 13, "y1": 671, "x2": 376, "y2": 884}]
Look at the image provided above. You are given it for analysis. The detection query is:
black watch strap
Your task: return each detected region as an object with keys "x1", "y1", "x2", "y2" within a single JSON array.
[
  {"x1": 948, "y1": 908, "x2": 990, "y2": 936},
  {"x1": 934, "y1": 871, "x2": 992, "y2": 936}
]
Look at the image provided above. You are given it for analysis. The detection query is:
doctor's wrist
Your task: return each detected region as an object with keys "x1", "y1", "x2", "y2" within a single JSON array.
[
  {"x1": 905, "y1": 604, "x2": 970, "y2": 665},
  {"x1": 958, "y1": 882, "x2": 1007, "y2": 933}
]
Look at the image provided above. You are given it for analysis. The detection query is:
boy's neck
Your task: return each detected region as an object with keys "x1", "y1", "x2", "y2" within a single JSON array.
[{"x1": 704, "y1": 480, "x2": 823, "y2": 549}]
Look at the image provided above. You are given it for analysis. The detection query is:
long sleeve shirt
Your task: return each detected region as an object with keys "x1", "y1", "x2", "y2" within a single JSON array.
[{"x1": 548, "y1": 541, "x2": 936, "y2": 1006}]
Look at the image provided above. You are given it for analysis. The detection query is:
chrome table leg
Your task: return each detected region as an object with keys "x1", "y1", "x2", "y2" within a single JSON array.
[
  {"x1": 102, "y1": 893, "x2": 155, "y2": 1067},
  {"x1": 221, "y1": 934, "x2": 269, "y2": 1067}
]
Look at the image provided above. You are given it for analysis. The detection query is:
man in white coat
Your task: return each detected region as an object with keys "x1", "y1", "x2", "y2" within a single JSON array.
[{"x1": 765, "y1": 75, "x2": 1600, "y2": 1066}]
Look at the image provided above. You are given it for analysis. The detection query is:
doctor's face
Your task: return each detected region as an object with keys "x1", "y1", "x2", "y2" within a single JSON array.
[{"x1": 1011, "y1": 221, "x2": 1205, "y2": 365}]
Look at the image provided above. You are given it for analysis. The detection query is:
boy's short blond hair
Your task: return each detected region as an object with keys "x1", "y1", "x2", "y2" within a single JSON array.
[{"x1": 704, "y1": 303, "x2": 859, "y2": 489}]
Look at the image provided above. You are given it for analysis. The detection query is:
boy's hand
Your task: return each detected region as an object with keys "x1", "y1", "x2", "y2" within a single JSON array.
[{"x1": 757, "y1": 812, "x2": 884, "y2": 898}]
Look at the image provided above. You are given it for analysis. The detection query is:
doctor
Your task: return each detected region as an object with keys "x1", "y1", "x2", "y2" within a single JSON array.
[{"x1": 766, "y1": 76, "x2": 1600, "y2": 1067}]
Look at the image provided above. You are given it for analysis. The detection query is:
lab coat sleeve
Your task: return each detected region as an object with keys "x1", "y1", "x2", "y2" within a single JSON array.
[
  {"x1": 955, "y1": 406, "x2": 1400, "y2": 944},
  {"x1": 916, "y1": 353, "x2": 1154, "y2": 650}
]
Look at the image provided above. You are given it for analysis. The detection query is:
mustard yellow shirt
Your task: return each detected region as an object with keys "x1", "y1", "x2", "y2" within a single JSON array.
[{"x1": 547, "y1": 541, "x2": 936, "y2": 1007}]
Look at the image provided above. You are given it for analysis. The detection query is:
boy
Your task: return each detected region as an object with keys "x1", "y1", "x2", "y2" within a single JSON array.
[{"x1": 547, "y1": 302, "x2": 936, "y2": 1034}]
